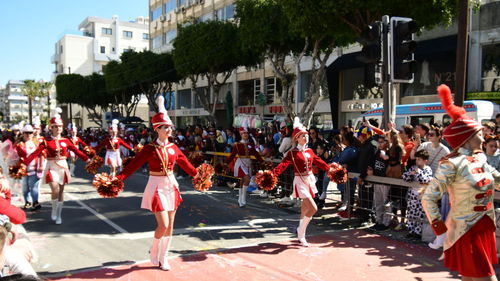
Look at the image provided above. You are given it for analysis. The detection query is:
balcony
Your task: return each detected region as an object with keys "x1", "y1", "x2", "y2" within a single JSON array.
[
  {"x1": 94, "y1": 52, "x2": 120, "y2": 62},
  {"x1": 51, "y1": 53, "x2": 60, "y2": 63}
]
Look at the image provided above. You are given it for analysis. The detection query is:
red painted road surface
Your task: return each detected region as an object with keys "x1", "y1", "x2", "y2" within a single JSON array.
[{"x1": 54, "y1": 230, "x2": 459, "y2": 281}]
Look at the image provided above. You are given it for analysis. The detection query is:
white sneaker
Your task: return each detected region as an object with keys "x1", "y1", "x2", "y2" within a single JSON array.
[
  {"x1": 428, "y1": 233, "x2": 445, "y2": 249},
  {"x1": 298, "y1": 237, "x2": 309, "y2": 247},
  {"x1": 338, "y1": 205, "x2": 347, "y2": 211},
  {"x1": 259, "y1": 191, "x2": 268, "y2": 198},
  {"x1": 55, "y1": 217, "x2": 62, "y2": 225},
  {"x1": 160, "y1": 260, "x2": 171, "y2": 271}
]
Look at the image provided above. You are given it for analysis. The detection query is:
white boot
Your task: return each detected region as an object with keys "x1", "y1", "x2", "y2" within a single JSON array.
[
  {"x1": 159, "y1": 236, "x2": 172, "y2": 270},
  {"x1": 55, "y1": 202, "x2": 63, "y2": 225},
  {"x1": 238, "y1": 185, "x2": 248, "y2": 207},
  {"x1": 428, "y1": 233, "x2": 445, "y2": 249},
  {"x1": 149, "y1": 238, "x2": 160, "y2": 266},
  {"x1": 69, "y1": 162, "x2": 75, "y2": 177},
  {"x1": 51, "y1": 200, "x2": 58, "y2": 221},
  {"x1": 297, "y1": 216, "x2": 312, "y2": 247}
]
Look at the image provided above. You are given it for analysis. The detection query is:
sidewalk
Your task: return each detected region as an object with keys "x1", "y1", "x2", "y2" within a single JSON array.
[{"x1": 53, "y1": 229, "x2": 457, "y2": 281}]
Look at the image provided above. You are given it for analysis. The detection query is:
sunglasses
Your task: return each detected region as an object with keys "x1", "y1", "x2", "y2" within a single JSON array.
[{"x1": 485, "y1": 134, "x2": 499, "y2": 141}]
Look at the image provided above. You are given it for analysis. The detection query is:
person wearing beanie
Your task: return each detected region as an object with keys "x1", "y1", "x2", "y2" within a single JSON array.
[
  {"x1": 422, "y1": 84, "x2": 499, "y2": 280},
  {"x1": 226, "y1": 126, "x2": 264, "y2": 208},
  {"x1": 272, "y1": 117, "x2": 333, "y2": 247},
  {"x1": 116, "y1": 95, "x2": 206, "y2": 271},
  {"x1": 67, "y1": 125, "x2": 88, "y2": 177},
  {"x1": 22, "y1": 108, "x2": 90, "y2": 225},
  {"x1": 14, "y1": 125, "x2": 42, "y2": 211},
  {"x1": 94, "y1": 119, "x2": 132, "y2": 177}
]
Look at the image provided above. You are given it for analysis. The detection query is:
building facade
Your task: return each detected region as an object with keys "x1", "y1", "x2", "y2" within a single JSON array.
[
  {"x1": 150, "y1": 0, "x2": 500, "y2": 130},
  {"x1": 52, "y1": 15, "x2": 150, "y2": 128},
  {"x1": 0, "y1": 80, "x2": 54, "y2": 125}
]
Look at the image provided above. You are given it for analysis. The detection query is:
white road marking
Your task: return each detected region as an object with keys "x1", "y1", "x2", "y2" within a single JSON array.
[{"x1": 65, "y1": 193, "x2": 129, "y2": 234}]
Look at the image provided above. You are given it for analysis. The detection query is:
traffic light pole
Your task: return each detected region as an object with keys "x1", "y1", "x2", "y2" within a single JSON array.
[{"x1": 382, "y1": 15, "x2": 394, "y2": 130}]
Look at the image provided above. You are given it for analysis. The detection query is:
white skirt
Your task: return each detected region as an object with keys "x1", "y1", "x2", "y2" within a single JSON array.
[
  {"x1": 104, "y1": 150, "x2": 122, "y2": 167},
  {"x1": 234, "y1": 158, "x2": 252, "y2": 178},
  {"x1": 43, "y1": 159, "x2": 71, "y2": 185},
  {"x1": 141, "y1": 175, "x2": 181, "y2": 212},
  {"x1": 293, "y1": 173, "x2": 317, "y2": 199}
]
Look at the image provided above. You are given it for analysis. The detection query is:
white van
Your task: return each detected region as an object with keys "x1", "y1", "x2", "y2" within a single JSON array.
[{"x1": 353, "y1": 100, "x2": 499, "y2": 130}]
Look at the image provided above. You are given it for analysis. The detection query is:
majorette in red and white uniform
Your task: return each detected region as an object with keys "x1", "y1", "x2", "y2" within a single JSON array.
[
  {"x1": 23, "y1": 108, "x2": 89, "y2": 225},
  {"x1": 94, "y1": 119, "x2": 132, "y2": 168},
  {"x1": 272, "y1": 119, "x2": 330, "y2": 199},
  {"x1": 271, "y1": 117, "x2": 331, "y2": 247},
  {"x1": 422, "y1": 85, "x2": 499, "y2": 278},
  {"x1": 67, "y1": 124, "x2": 87, "y2": 176},
  {"x1": 116, "y1": 95, "x2": 198, "y2": 271},
  {"x1": 227, "y1": 128, "x2": 264, "y2": 178}
]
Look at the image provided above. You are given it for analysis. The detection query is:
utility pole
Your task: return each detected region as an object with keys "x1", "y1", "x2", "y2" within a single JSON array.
[
  {"x1": 68, "y1": 67, "x2": 73, "y2": 126},
  {"x1": 454, "y1": 0, "x2": 469, "y2": 106}
]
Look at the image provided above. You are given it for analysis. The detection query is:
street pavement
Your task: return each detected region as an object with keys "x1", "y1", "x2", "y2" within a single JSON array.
[{"x1": 19, "y1": 161, "x2": 472, "y2": 280}]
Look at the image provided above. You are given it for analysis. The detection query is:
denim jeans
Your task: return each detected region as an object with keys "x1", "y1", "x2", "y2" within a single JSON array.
[{"x1": 22, "y1": 174, "x2": 40, "y2": 203}]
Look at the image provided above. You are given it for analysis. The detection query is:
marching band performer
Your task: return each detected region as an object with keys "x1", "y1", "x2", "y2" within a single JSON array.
[
  {"x1": 23, "y1": 108, "x2": 89, "y2": 224},
  {"x1": 227, "y1": 127, "x2": 264, "y2": 207},
  {"x1": 116, "y1": 96, "x2": 201, "y2": 271},
  {"x1": 272, "y1": 117, "x2": 332, "y2": 247},
  {"x1": 95, "y1": 119, "x2": 132, "y2": 176},
  {"x1": 67, "y1": 125, "x2": 87, "y2": 177},
  {"x1": 422, "y1": 85, "x2": 499, "y2": 280}
]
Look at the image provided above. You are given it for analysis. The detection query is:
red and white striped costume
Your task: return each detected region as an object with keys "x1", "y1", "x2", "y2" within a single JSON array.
[{"x1": 95, "y1": 137, "x2": 132, "y2": 167}]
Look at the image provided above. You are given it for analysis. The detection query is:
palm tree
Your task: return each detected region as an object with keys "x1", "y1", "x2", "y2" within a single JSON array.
[{"x1": 22, "y1": 80, "x2": 52, "y2": 124}]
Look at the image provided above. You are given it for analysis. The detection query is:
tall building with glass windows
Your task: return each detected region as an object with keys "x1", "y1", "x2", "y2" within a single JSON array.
[{"x1": 1, "y1": 80, "x2": 53, "y2": 124}]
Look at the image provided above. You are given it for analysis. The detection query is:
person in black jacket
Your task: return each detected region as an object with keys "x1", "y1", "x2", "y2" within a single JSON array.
[{"x1": 356, "y1": 126, "x2": 377, "y2": 222}]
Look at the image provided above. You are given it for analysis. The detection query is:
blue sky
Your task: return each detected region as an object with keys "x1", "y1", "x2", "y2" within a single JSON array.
[{"x1": 0, "y1": 0, "x2": 148, "y2": 86}]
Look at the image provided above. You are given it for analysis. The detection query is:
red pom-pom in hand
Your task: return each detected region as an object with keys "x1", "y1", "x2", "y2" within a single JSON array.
[
  {"x1": 8, "y1": 163, "x2": 27, "y2": 179},
  {"x1": 255, "y1": 170, "x2": 278, "y2": 191},
  {"x1": 83, "y1": 146, "x2": 96, "y2": 158},
  {"x1": 327, "y1": 162, "x2": 348, "y2": 184},
  {"x1": 85, "y1": 156, "x2": 104, "y2": 175},
  {"x1": 92, "y1": 173, "x2": 124, "y2": 198},
  {"x1": 192, "y1": 163, "x2": 214, "y2": 191}
]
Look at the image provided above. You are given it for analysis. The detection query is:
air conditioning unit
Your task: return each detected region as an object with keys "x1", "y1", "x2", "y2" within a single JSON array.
[
  {"x1": 181, "y1": 6, "x2": 186, "y2": 13},
  {"x1": 160, "y1": 14, "x2": 166, "y2": 22},
  {"x1": 166, "y1": 14, "x2": 172, "y2": 22}
]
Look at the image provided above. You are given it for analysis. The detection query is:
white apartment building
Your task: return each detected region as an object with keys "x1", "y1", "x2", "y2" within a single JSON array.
[
  {"x1": 52, "y1": 15, "x2": 150, "y2": 128},
  {"x1": 1, "y1": 80, "x2": 52, "y2": 124}
]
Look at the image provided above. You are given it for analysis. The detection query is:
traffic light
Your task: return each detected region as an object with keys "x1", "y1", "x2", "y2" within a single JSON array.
[
  {"x1": 390, "y1": 17, "x2": 418, "y2": 83},
  {"x1": 357, "y1": 22, "x2": 382, "y2": 88}
]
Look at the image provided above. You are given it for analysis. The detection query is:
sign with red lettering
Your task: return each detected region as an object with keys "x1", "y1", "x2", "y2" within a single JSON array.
[{"x1": 238, "y1": 106, "x2": 256, "y2": 114}]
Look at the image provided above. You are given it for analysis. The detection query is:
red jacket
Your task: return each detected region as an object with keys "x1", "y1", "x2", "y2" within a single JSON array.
[
  {"x1": 0, "y1": 190, "x2": 26, "y2": 224},
  {"x1": 69, "y1": 136, "x2": 88, "y2": 148},
  {"x1": 117, "y1": 141, "x2": 197, "y2": 181},
  {"x1": 227, "y1": 142, "x2": 264, "y2": 164},
  {"x1": 24, "y1": 137, "x2": 89, "y2": 165},
  {"x1": 273, "y1": 148, "x2": 330, "y2": 176},
  {"x1": 95, "y1": 137, "x2": 133, "y2": 151}
]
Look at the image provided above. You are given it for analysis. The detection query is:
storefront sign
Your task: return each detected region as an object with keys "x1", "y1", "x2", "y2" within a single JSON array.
[
  {"x1": 341, "y1": 99, "x2": 383, "y2": 112},
  {"x1": 174, "y1": 108, "x2": 209, "y2": 116},
  {"x1": 238, "y1": 106, "x2": 256, "y2": 114},
  {"x1": 265, "y1": 105, "x2": 285, "y2": 114}
]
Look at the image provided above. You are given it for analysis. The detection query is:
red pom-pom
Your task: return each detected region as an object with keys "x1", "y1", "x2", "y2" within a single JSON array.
[
  {"x1": 133, "y1": 144, "x2": 144, "y2": 153},
  {"x1": 85, "y1": 156, "x2": 104, "y2": 175},
  {"x1": 255, "y1": 170, "x2": 278, "y2": 191},
  {"x1": 327, "y1": 162, "x2": 348, "y2": 184},
  {"x1": 192, "y1": 163, "x2": 214, "y2": 191},
  {"x1": 83, "y1": 146, "x2": 96, "y2": 158},
  {"x1": 437, "y1": 84, "x2": 465, "y2": 121},
  {"x1": 8, "y1": 163, "x2": 27, "y2": 179},
  {"x1": 92, "y1": 173, "x2": 124, "y2": 198}
]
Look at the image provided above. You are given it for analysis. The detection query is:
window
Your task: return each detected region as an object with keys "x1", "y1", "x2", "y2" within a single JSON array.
[
  {"x1": 225, "y1": 4, "x2": 235, "y2": 19},
  {"x1": 100, "y1": 46, "x2": 105, "y2": 53},
  {"x1": 481, "y1": 43, "x2": 500, "y2": 92},
  {"x1": 410, "y1": 116, "x2": 434, "y2": 128},
  {"x1": 216, "y1": 8, "x2": 224, "y2": 20},
  {"x1": 143, "y1": 33, "x2": 149, "y2": 40},
  {"x1": 178, "y1": 89, "x2": 191, "y2": 109},
  {"x1": 164, "y1": 29, "x2": 177, "y2": 45},
  {"x1": 200, "y1": 12, "x2": 213, "y2": 22},
  {"x1": 102, "y1": 28, "x2": 112, "y2": 35},
  {"x1": 152, "y1": 36, "x2": 162, "y2": 49},
  {"x1": 123, "y1": 31, "x2": 133, "y2": 38},
  {"x1": 179, "y1": 0, "x2": 186, "y2": 6},
  {"x1": 151, "y1": 6, "x2": 162, "y2": 21},
  {"x1": 164, "y1": 0, "x2": 176, "y2": 13},
  {"x1": 59, "y1": 45, "x2": 63, "y2": 54},
  {"x1": 123, "y1": 48, "x2": 133, "y2": 52}
]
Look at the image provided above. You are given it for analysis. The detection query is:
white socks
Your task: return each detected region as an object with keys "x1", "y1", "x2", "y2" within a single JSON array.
[
  {"x1": 55, "y1": 202, "x2": 63, "y2": 225},
  {"x1": 150, "y1": 238, "x2": 160, "y2": 266},
  {"x1": 238, "y1": 185, "x2": 248, "y2": 207},
  {"x1": 69, "y1": 163, "x2": 75, "y2": 176},
  {"x1": 297, "y1": 216, "x2": 312, "y2": 247},
  {"x1": 159, "y1": 236, "x2": 172, "y2": 270},
  {"x1": 51, "y1": 200, "x2": 58, "y2": 221}
]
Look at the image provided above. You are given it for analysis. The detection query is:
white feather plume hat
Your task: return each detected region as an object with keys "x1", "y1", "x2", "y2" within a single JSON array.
[
  {"x1": 49, "y1": 107, "x2": 63, "y2": 126},
  {"x1": 151, "y1": 95, "x2": 173, "y2": 130}
]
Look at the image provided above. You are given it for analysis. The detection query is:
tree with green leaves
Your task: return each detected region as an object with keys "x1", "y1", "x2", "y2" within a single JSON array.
[
  {"x1": 22, "y1": 80, "x2": 52, "y2": 124},
  {"x1": 173, "y1": 19, "x2": 260, "y2": 126},
  {"x1": 277, "y1": 0, "x2": 458, "y2": 125},
  {"x1": 235, "y1": 0, "x2": 304, "y2": 120}
]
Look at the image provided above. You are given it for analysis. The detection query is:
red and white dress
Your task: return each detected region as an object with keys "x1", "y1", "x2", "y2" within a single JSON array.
[
  {"x1": 116, "y1": 139, "x2": 197, "y2": 212},
  {"x1": 24, "y1": 137, "x2": 89, "y2": 185},
  {"x1": 272, "y1": 145, "x2": 330, "y2": 199},
  {"x1": 227, "y1": 141, "x2": 264, "y2": 178},
  {"x1": 95, "y1": 137, "x2": 132, "y2": 167}
]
